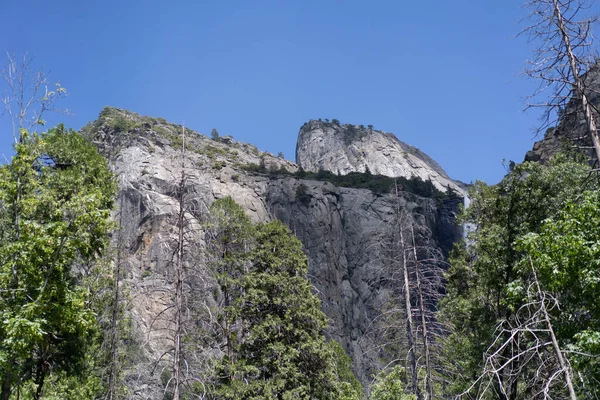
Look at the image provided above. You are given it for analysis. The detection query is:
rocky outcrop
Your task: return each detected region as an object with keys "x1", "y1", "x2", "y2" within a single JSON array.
[
  {"x1": 85, "y1": 107, "x2": 463, "y2": 398},
  {"x1": 296, "y1": 120, "x2": 466, "y2": 194},
  {"x1": 525, "y1": 63, "x2": 600, "y2": 164}
]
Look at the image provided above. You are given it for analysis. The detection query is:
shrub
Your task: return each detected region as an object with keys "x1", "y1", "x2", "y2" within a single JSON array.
[
  {"x1": 112, "y1": 115, "x2": 137, "y2": 132},
  {"x1": 295, "y1": 183, "x2": 311, "y2": 205}
]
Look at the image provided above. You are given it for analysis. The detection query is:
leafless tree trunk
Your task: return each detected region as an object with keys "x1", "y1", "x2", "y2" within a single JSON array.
[
  {"x1": 400, "y1": 224, "x2": 421, "y2": 400},
  {"x1": 171, "y1": 125, "x2": 188, "y2": 400},
  {"x1": 529, "y1": 257, "x2": 577, "y2": 400},
  {"x1": 461, "y1": 257, "x2": 578, "y2": 400},
  {"x1": 411, "y1": 225, "x2": 433, "y2": 400},
  {"x1": 107, "y1": 196, "x2": 125, "y2": 400},
  {"x1": 522, "y1": 0, "x2": 600, "y2": 161},
  {"x1": 362, "y1": 183, "x2": 448, "y2": 399}
]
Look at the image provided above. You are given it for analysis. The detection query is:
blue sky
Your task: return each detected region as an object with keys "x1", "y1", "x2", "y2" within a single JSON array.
[{"x1": 0, "y1": 0, "x2": 572, "y2": 184}]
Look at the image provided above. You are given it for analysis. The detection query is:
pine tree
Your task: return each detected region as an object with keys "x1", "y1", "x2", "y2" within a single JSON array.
[
  {"x1": 206, "y1": 196, "x2": 254, "y2": 383},
  {"x1": 214, "y1": 220, "x2": 340, "y2": 399}
]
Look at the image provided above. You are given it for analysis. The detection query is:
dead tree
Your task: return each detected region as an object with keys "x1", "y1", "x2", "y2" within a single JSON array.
[
  {"x1": 172, "y1": 127, "x2": 185, "y2": 400},
  {"x1": 1, "y1": 52, "x2": 68, "y2": 143},
  {"x1": 106, "y1": 193, "x2": 125, "y2": 400},
  {"x1": 365, "y1": 186, "x2": 446, "y2": 400},
  {"x1": 521, "y1": 0, "x2": 600, "y2": 162},
  {"x1": 407, "y1": 217, "x2": 447, "y2": 400},
  {"x1": 462, "y1": 257, "x2": 577, "y2": 400},
  {"x1": 142, "y1": 125, "x2": 214, "y2": 400},
  {"x1": 400, "y1": 217, "x2": 420, "y2": 400},
  {"x1": 411, "y1": 224, "x2": 432, "y2": 400}
]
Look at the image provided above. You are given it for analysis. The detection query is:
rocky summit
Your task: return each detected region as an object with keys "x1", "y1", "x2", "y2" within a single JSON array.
[{"x1": 296, "y1": 120, "x2": 466, "y2": 194}]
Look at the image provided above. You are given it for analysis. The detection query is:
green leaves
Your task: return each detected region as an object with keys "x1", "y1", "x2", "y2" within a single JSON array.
[
  {"x1": 0, "y1": 125, "x2": 116, "y2": 398},
  {"x1": 516, "y1": 190, "x2": 600, "y2": 390},
  {"x1": 370, "y1": 366, "x2": 415, "y2": 400},
  {"x1": 439, "y1": 156, "x2": 598, "y2": 396},
  {"x1": 224, "y1": 220, "x2": 337, "y2": 398}
]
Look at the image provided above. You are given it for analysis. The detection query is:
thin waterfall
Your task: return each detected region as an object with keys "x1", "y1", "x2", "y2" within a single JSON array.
[{"x1": 462, "y1": 193, "x2": 475, "y2": 240}]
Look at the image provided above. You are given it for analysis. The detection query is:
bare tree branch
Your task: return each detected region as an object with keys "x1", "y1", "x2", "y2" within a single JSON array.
[{"x1": 1, "y1": 52, "x2": 69, "y2": 143}]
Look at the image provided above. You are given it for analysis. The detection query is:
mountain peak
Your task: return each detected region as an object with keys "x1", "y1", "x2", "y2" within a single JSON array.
[{"x1": 296, "y1": 119, "x2": 465, "y2": 194}]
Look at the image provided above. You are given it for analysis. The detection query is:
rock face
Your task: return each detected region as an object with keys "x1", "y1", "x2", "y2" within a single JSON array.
[
  {"x1": 296, "y1": 120, "x2": 466, "y2": 194},
  {"x1": 525, "y1": 63, "x2": 600, "y2": 164},
  {"x1": 85, "y1": 108, "x2": 463, "y2": 398}
]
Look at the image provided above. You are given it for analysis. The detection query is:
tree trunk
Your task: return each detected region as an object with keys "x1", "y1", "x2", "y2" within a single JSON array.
[
  {"x1": 529, "y1": 257, "x2": 577, "y2": 400},
  {"x1": 411, "y1": 225, "x2": 433, "y2": 400},
  {"x1": 172, "y1": 127, "x2": 187, "y2": 400},
  {"x1": 0, "y1": 374, "x2": 11, "y2": 400},
  {"x1": 401, "y1": 226, "x2": 421, "y2": 400},
  {"x1": 107, "y1": 196, "x2": 124, "y2": 400},
  {"x1": 33, "y1": 360, "x2": 47, "y2": 400},
  {"x1": 553, "y1": 0, "x2": 600, "y2": 163}
]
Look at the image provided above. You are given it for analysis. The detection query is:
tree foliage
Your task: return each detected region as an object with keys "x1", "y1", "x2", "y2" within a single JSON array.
[
  {"x1": 439, "y1": 155, "x2": 599, "y2": 398},
  {"x1": 369, "y1": 366, "x2": 415, "y2": 400},
  {"x1": 518, "y1": 190, "x2": 600, "y2": 395},
  {"x1": 214, "y1": 220, "x2": 341, "y2": 399},
  {"x1": 207, "y1": 200, "x2": 362, "y2": 399},
  {"x1": 0, "y1": 125, "x2": 116, "y2": 399},
  {"x1": 328, "y1": 340, "x2": 364, "y2": 400}
]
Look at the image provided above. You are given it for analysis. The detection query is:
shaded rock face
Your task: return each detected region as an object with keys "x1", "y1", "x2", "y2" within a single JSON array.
[
  {"x1": 525, "y1": 63, "x2": 600, "y2": 164},
  {"x1": 296, "y1": 120, "x2": 466, "y2": 194},
  {"x1": 87, "y1": 108, "x2": 462, "y2": 397}
]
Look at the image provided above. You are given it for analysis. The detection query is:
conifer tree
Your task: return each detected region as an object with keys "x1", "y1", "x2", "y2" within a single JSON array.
[
  {"x1": 205, "y1": 196, "x2": 254, "y2": 383},
  {"x1": 214, "y1": 220, "x2": 341, "y2": 399}
]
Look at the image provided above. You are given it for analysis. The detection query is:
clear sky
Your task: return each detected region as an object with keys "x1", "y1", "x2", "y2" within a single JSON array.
[{"x1": 0, "y1": 0, "x2": 576, "y2": 184}]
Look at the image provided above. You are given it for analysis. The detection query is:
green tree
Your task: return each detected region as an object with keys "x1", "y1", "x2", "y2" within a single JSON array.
[
  {"x1": 206, "y1": 196, "x2": 254, "y2": 383},
  {"x1": 214, "y1": 220, "x2": 340, "y2": 399},
  {"x1": 0, "y1": 125, "x2": 116, "y2": 399},
  {"x1": 211, "y1": 128, "x2": 220, "y2": 141},
  {"x1": 517, "y1": 190, "x2": 600, "y2": 396},
  {"x1": 439, "y1": 156, "x2": 593, "y2": 398},
  {"x1": 328, "y1": 340, "x2": 364, "y2": 400},
  {"x1": 369, "y1": 366, "x2": 415, "y2": 400}
]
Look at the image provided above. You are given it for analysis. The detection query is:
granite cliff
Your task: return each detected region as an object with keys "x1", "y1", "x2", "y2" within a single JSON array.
[
  {"x1": 84, "y1": 108, "x2": 463, "y2": 398},
  {"x1": 296, "y1": 120, "x2": 466, "y2": 194},
  {"x1": 525, "y1": 63, "x2": 600, "y2": 164}
]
